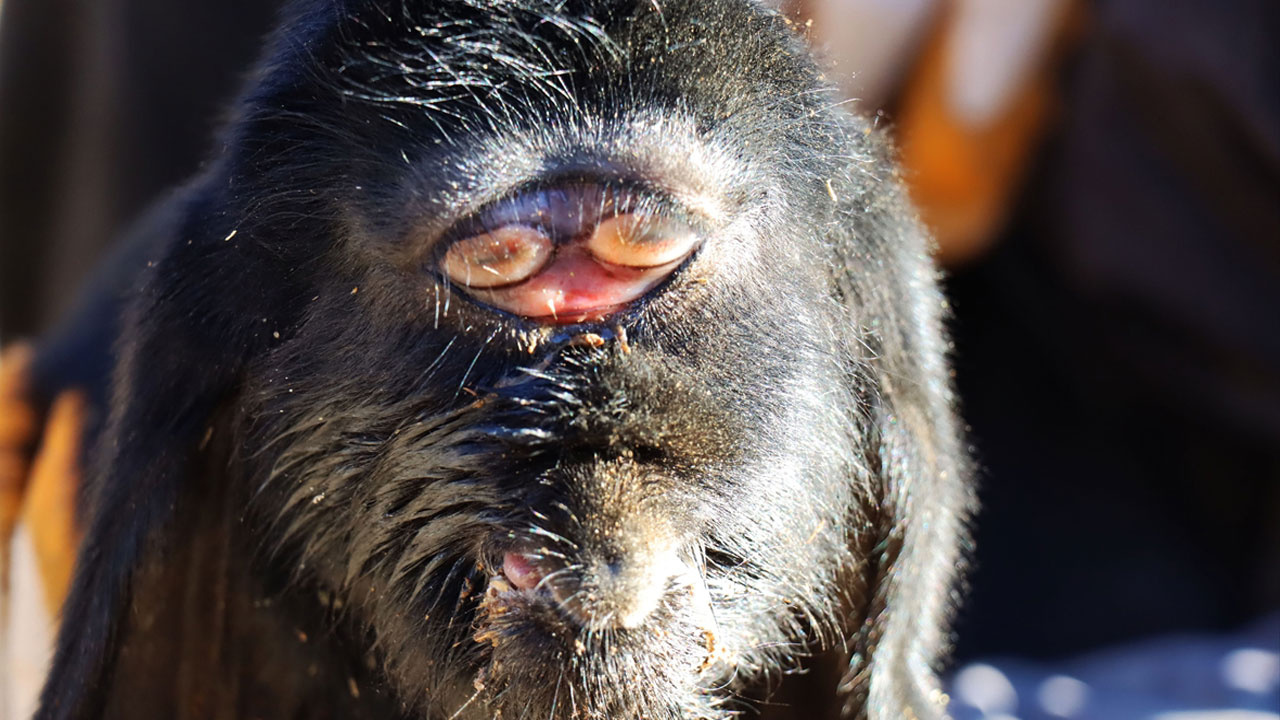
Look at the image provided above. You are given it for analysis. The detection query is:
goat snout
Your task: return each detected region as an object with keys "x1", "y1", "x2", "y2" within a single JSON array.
[{"x1": 500, "y1": 539, "x2": 686, "y2": 630}]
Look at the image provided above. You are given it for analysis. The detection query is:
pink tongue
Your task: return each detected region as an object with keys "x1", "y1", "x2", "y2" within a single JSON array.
[
  {"x1": 502, "y1": 551, "x2": 544, "y2": 591},
  {"x1": 470, "y1": 247, "x2": 678, "y2": 323}
]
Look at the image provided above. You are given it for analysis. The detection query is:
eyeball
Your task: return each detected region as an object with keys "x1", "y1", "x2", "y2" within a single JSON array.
[
  {"x1": 441, "y1": 225, "x2": 553, "y2": 288},
  {"x1": 586, "y1": 213, "x2": 698, "y2": 269}
]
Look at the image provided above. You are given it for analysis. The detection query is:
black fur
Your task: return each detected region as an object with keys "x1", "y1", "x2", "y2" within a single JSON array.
[{"x1": 35, "y1": 1, "x2": 970, "y2": 718}]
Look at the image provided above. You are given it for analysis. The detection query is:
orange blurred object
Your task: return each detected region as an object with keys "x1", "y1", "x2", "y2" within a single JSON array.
[
  {"x1": 1, "y1": 343, "x2": 85, "y2": 615},
  {"x1": 895, "y1": 0, "x2": 1085, "y2": 267}
]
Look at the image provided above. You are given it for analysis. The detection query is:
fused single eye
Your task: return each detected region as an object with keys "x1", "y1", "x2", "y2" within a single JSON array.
[
  {"x1": 586, "y1": 214, "x2": 699, "y2": 269},
  {"x1": 438, "y1": 185, "x2": 703, "y2": 322},
  {"x1": 441, "y1": 225, "x2": 553, "y2": 288}
]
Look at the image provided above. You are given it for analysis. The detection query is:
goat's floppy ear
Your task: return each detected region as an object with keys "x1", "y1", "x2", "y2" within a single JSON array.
[
  {"x1": 854, "y1": 355, "x2": 971, "y2": 719},
  {"x1": 831, "y1": 127, "x2": 973, "y2": 720},
  {"x1": 34, "y1": 184, "x2": 293, "y2": 720}
]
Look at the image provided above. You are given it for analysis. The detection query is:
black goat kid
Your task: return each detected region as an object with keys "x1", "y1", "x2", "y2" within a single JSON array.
[{"x1": 34, "y1": 1, "x2": 970, "y2": 719}]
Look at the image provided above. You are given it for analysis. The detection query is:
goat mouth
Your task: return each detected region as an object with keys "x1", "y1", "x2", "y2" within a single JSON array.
[
  {"x1": 473, "y1": 548, "x2": 559, "y2": 612},
  {"x1": 473, "y1": 547, "x2": 729, "y2": 676},
  {"x1": 472, "y1": 545, "x2": 563, "y2": 635},
  {"x1": 478, "y1": 569, "x2": 549, "y2": 608},
  {"x1": 499, "y1": 549, "x2": 548, "y2": 592},
  {"x1": 469, "y1": 576, "x2": 734, "y2": 720},
  {"x1": 472, "y1": 570, "x2": 573, "y2": 664}
]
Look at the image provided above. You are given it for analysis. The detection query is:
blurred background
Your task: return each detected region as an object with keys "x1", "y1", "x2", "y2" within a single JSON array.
[{"x1": 1, "y1": 0, "x2": 1278, "y2": 718}]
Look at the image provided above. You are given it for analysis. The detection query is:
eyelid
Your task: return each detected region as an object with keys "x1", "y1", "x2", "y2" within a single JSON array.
[{"x1": 436, "y1": 182, "x2": 703, "y2": 254}]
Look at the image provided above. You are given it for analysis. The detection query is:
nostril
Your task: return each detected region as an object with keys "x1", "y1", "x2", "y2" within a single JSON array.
[{"x1": 574, "y1": 548, "x2": 685, "y2": 630}]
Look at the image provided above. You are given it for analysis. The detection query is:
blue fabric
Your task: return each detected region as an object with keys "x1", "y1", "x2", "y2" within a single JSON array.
[{"x1": 949, "y1": 614, "x2": 1280, "y2": 720}]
